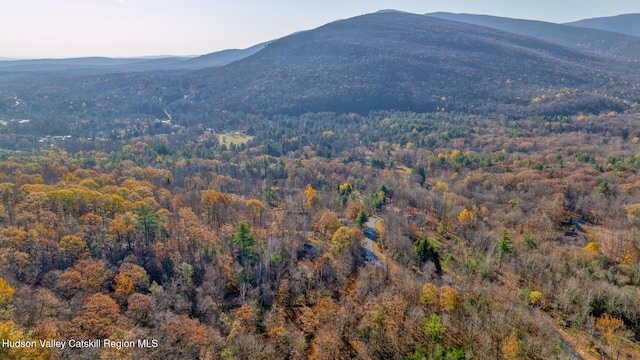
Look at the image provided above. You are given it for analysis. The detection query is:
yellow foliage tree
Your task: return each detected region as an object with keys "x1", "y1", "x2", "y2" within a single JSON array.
[
  {"x1": 585, "y1": 241, "x2": 600, "y2": 253},
  {"x1": 0, "y1": 321, "x2": 52, "y2": 359},
  {"x1": 330, "y1": 226, "x2": 361, "y2": 253},
  {"x1": 420, "y1": 283, "x2": 439, "y2": 307},
  {"x1": 457, "y1": 208, "x2": 476, "y2": 226},
  {"x1": 434, "y1": 181, "x2": 449, "y2": 192},
  {"x1": 59, "y1": 235, "x2": 88, "y2": 261},
  {"x1": 502, "y1": 334, "x2": 522, "y2": 360},
  {"x1": 439, "y1": 285, "x2": 461, "y2": 312},
  {"x1": 0, "y1": 276, "x2": 15, "y2": 305},
  {"x1": 529, "y1": 290, "x2": 543, "y2": 306},
  {"x1": 304, "y1": 184, "x2": 318, "y2": 209}
]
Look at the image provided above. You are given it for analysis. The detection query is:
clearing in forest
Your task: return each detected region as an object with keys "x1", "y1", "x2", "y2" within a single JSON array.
[{"x1": 218, "y1": 132, "x2": 253, "y2": 146}]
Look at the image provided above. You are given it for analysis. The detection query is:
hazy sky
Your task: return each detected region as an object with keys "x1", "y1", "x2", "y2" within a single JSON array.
[{"x1": 2, "y1": 0, "x2": 640, "y2": 59}]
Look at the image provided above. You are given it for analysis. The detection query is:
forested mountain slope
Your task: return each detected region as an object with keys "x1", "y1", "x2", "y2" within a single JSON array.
[
  {"x1": 180, "y1": 11, "x2": 638, "y2": 116},
  {"x1": 1, "y1": 11, "x2": 639, "y2": 132},
  {"x1": 428, "y1": 12, "x2": 640, "y2": 60}
]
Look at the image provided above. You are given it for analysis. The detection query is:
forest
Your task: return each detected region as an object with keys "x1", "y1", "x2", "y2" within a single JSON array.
[
  {"x1": 3, "y1": 9, "x2": 640, "y2": 360},
  {"x1": 0, "y1": 108, "x2": 640, "y2": 359}
]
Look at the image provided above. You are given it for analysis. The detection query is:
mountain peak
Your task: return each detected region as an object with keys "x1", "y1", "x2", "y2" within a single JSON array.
[{"x1": 182, "y1": 10, "x2": 633, "y2": 116}]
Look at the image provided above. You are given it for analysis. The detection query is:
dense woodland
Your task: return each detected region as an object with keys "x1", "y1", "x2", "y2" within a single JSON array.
[{"x1": 0, "y1": 109, "x2": 639, "y2": 359}]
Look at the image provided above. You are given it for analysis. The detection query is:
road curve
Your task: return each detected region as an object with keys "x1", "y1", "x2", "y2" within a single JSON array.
[{"x1": 363, "y1": 216, "x2": 380, "y2": 263}]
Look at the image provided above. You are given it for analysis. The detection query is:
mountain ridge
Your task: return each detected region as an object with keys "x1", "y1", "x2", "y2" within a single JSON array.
[
  {"x1": 427, "y1": 12, "x2": 640, "y2": 61},
  {"x1": 565, "y1": 13, "x2": 640, "y2": 37},
  {"x1": 0, "y1": 42, "x2": 269, "y2": 74}
]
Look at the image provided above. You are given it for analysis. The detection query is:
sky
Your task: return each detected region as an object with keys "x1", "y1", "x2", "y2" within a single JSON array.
[{"x1": 2, "y1": 0, "x2": 640, "y2": 59}]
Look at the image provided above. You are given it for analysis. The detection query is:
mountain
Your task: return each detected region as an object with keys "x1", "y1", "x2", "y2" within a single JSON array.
[
  {"x1": 174, "y1": 11, "x2": 639, "y2": 117},
  {"x1": 0, "y1": 42, "x2": 268, "y2": 75},
  {"x1": 427, "y1": 12, "x2": 640, "y2": 61},
  {"x1": 2, "y1": 11, "x2": 640, "y2": 123},
  {"x1": 182, "y1": 42, "x2": 270, "y2": 69},
  {"x1": 566, "y1": 14, "x2": 640, "y2": 37}
]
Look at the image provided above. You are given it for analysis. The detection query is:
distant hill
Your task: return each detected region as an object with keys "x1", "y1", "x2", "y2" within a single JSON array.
[
  {"x1": 0, "y1": 42, "x2": 269, "y2": 74},
  {"x1": 181, "y1": 42, "x2": 269, "y2": 69},
  {"x1": 566, "y1": 14, "x2": 640, "y2": 37},
  {"x1": 427, "y1": 12, "x2": 640, "y2": 60},
  {"x1": 176, "y1": 11, "x2": 638, "y2": 116},
  {"x1": 0, "y1": 56, "x2": 191, "y2": 74}
]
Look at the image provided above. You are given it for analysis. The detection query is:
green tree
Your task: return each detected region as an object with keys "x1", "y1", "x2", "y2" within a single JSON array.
[
  {"x1": 523, "y1": 231, "x2": 537, "y2": 250},
  {"x1": 424, "y1": 314, "x2": 445, "y2": 359},
  {"x1": 355, "y1": 210, "x2": 369, "y2": 230},
  {"x1": 415, "y1": 237, "x2": 442, "y2": 274},
  {"x1": 497, "y1": 229, "x2": 514, "y2": 269},
  {"x1": 596, "y1": 181, "x2": 610, "y2": 195},
  {"x1": 233, "y1": 222, "x2": 255, "y2": 263},
  {"x1": 180, "y1": 262, "x2": 194, "y2": 285},
  {"x1": 136, "y1": 203, "x2": 159, "y2": 241}
]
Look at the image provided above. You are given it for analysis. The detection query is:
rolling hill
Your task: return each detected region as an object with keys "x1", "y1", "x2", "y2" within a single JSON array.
[
  {"x1": 566, "y1": 13, "x2": 640, "y2": 37},
  {"x1": 0, "y1": 43, "x2": 268, "y2": 75}
]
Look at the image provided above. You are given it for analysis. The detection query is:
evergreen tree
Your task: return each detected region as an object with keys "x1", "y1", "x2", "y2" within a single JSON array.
[
  {"x1": 355, "y1": 210, "x2": 369, "y2": 229},
  {"x1": 497, "y1": 229, "x2": 515, "y2": 269},
  {"x1": 137, "y1": 203, "x2": 159, "y2": 242},
  {"x1": 233, "y1": 222, "x2": 255, "y2": 263}
]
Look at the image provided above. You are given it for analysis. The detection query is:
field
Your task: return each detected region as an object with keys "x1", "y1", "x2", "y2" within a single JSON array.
[{"x1": 217, "y1": 132, "x2": 253, "y2": 146}]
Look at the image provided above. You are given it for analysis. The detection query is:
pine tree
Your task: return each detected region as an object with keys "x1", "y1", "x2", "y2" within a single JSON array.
[
  {"x1": 497, "y1": 229, "x2": 514, "y2": 269},
  {"x1": 355, "y1": 210, "x2": 369, "y2": 229},
  {"x1": 233, "y1": 222, "x2": 255, "y2": 264}
]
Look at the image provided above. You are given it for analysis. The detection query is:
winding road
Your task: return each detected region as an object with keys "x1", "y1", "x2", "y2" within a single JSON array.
[{"x1": 363, "y1": 216, "x2": 381, "y2": 263}]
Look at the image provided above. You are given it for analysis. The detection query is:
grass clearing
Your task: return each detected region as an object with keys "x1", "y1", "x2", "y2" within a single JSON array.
[{"x1": 218, "y1": 132, "x2": 253, "y2": 147}]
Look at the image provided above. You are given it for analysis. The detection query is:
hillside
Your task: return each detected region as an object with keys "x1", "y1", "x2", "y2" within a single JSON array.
[
  {"x1": 1, "y1": 11, "x2": 640, "y2": 133},
  {"x1": 566, "y1": 13, "x2": 640, "y2": 37},
  {"x1": 427, "y1": 12, "x2": 640, "y2": 60},
  {"x1": 174, "y1": 11, "x2": 638, "y2": 117}
]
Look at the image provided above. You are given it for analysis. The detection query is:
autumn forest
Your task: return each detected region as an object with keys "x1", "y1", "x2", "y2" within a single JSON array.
[
  {"x1": 0, "y1": 109, "x2": 638, "y2": 359},
  {"x1": 3, "y1": 10, "x2": 640, "y2": 360}
]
